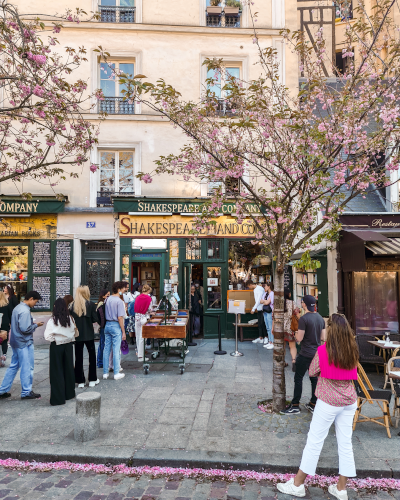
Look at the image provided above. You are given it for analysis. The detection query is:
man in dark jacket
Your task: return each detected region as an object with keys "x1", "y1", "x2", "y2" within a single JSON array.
[{"x1": 0, "y1": 291, "x2": 43, "y2": 400}]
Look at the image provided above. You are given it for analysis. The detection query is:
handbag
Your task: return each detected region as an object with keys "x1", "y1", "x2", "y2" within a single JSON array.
[
  {"x1": 0, "y1": 330, "x2": 7, "y2": 341},
  {"x1": 290, "y1": 313, "x2": 299, "y2": 332},
  {"x1": 262, "y1": 291, "x2": 272, "y2": 314}
]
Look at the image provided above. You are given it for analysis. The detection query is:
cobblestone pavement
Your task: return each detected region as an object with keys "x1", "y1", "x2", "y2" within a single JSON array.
[{"x1": 0, "y1": 467, "x2": 399, "y2": 500}]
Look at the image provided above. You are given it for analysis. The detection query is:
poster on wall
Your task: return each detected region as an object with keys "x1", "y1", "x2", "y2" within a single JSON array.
[
  {"x1": 56, "y1": 241, "x2": 71, "y2": 273},
  {"x1": 208, "y1": 278, "x2": 218, "y2": 286},
  {"x1": 56, "y1": 276, "x2": 71, "y2": 299}
]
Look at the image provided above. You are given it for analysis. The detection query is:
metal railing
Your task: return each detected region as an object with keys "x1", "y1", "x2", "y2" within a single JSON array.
[
  {"x1": 206, "y1": 11, "x2": 241, "y2": 28},
  {"x1": 99, "y1": 5, "x2": 136, "y2": 23},
  {"x1": 98, "y1": 97, "x2": 135, "y2": 115},
  {"x1": 96, "y1": 190, "x2": 134, "y2": 207},
  {"x1": 216, "y1": 98, "x2": 235, "y2": 116}
]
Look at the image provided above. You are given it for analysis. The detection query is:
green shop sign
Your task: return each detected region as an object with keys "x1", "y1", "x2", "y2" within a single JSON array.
[
  {"x1": 0, "y1": 196, "x2": 66, "y2": 214},
  {"x1": 113, "y1": 197, "x2": 261, "y2": 215}
]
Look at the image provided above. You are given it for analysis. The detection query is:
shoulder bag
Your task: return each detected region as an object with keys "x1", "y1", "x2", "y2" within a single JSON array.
[{"x1": 262, "y1": 292, "x2": 272, "y2": 314}]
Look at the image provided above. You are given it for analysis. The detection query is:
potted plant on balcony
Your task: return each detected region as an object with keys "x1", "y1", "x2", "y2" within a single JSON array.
[
  {"x1": 207, "y1": 0, "x2": 222, "y2": 15},
  {"x1": 224, "y1": 0, "x2": 241, "y2": 15}
]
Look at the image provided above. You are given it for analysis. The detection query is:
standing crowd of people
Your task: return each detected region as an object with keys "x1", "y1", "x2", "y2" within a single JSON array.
[{"x1": 0, "y1": 280, "x2": 154, "y2": 406}]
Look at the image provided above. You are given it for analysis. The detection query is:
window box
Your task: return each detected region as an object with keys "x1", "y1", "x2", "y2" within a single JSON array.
[
  {"x1": 206, "y1": 6, "x2": 222, "y2": 14},
  {"x1": 224, "y1": 7, "x2": 239, "y2": 14}
]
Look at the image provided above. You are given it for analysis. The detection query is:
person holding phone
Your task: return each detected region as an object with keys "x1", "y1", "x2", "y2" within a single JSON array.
[{"x1": 0, "y1": 291, "x2": 43, "y2": 400}]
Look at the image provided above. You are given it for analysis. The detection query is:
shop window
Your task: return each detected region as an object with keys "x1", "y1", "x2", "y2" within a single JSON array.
[
  {"x1": 186, "y1": 239, "x2": 201, "y2": 260},
  {"x1": 207, "y1": 239, "x2": 222, "y2": 259},
  {"x1": 228, "y1": 241, "x2": 272, "y2": 290},
  {"x1": 122, "y1": 254, "x2": 130, "y2": 282},
  {"x1": 207, "y1": 266, "x2": 222, "y2": 309},
  {"x1": 0, "y1": 246, "x2": 28, "y2": 302},
  {"x1": 169, "y1": 240, "x2": 179, "y2": 284},
  {"x1": 354, "y1": 271, "x2": 399, "y2": 335}
]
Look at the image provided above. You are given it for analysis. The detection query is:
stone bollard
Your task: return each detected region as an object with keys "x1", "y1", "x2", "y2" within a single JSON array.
[{"x1": 74, "y1": 392, "x2": 101, "y2": 442}]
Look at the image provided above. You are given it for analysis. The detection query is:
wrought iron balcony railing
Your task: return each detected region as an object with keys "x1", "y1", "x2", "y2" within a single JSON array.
[
  {"x1": 206, "y1": 11, "x2": 241, "y2": 28},
  {"x1": 98, "y1": 97, "x2": 134, "y2": 115},
  {"x1": 216, "y1": 98, "x2": 235, "y2": 116},
  {"x1": 97, "y1": 190, "x2": 134, "y2": 207},
  {"x1": 99, "y1": 5, "x2": 136, "y2": 23}
]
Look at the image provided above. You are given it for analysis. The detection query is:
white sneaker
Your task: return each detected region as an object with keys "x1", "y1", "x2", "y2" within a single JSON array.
[
  {"x1": 138, "y1": 357, "x2": 149, "y2": 362},
  {"x1": 117, "y1": 367, "x2": 123, "y2": 373},
  {"x1": 252, "y1": 338, "x2": 263, "y2": 343},
  {"x1": 89, "y1": 379, "x2": 100, "y2": 387},
  {"x1": 263, "y1": 337, "x2": 269, "y2": 344},
  {"x1": 276, "y1": 478, "x2": 306, "y2": 497},
  {"x1": 77, "y1": 383, "x2": 85, "y2": 388},
  {"x1": 103, "y1": 373, "x2": 109, "y2": 380},
  {"x1": 328, "y1": 484, "x2": 348, "y2": 500},
  {"x1": 114, "y1": 373, "x2": 125, "y2": 380},
  {"x1": 264, "y1": 343, "x2": 274, "y2": 350}
]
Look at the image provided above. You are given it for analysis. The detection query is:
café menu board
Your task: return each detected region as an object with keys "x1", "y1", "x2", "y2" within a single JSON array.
[
  {"x1": 56, "y1": 241, "x2": 71, "y2": 273},
  {"x1": 56, "y1": 275, "x2": 70, "y2": 299},
  {"x1": 33, "y1": 276, "x2": 51, "y2": 309},
  {"x1": 33, "y1": 241, "x2": 51, "y2": 273}
]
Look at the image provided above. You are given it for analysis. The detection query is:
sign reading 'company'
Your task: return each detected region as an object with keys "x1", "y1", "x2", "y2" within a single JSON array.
[{"x1": 0, "y1": 202, "x2": 39, "y2": 213}]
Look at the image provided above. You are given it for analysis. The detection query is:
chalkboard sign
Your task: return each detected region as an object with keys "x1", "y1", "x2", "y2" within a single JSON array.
[
  {"x1": 56, "y1": 276, "x2": 70, "y2": 299},
  {"x1": 284, "y1": 265, "x2": 293, "y2": 295},
  {"x1": 56, "y1": 241, "x2": 71, "y2": 273},
  {"x1": 33, "y1": 241, "x2": 51, "y2": 273},
  {"x1": 33, "y1": 276, "x2": 51, "y2": 309}
]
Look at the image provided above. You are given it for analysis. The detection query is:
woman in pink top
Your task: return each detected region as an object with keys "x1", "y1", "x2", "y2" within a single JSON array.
[
  {"x1": 278, "y1": 314, "x2": 359, "y2": 500},
  {"x1": 134, "y1": 285, "x2": 152, "y2": 362}
]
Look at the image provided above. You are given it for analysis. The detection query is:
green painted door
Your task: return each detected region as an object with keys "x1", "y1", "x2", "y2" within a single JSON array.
[
  {"x1": 203, "y1": 264, "x2": 227, "y2": 338},
  {"x1": 182, "y1": 263, "x2": 192, "y2": 310}
]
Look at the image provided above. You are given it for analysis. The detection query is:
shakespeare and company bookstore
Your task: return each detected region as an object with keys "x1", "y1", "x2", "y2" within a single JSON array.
[
  {"x1": 0, "y1": 196, "x2": 73, "y2": 311},
  {"x1": 115, "y1": 197, "x2": 275, "y2": 339}
]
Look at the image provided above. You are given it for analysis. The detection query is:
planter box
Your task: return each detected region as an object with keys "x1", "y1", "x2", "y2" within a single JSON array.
[
  {"x1": 224, "y1": 6, "x2": 240, "y2": 14},
  {"x1": 207, "y1": 6, "x2": 222, "y2": 14}
]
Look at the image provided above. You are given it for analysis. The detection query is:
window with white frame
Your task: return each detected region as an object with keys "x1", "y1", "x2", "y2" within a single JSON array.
[
  {"x1": 99, "y1": 0, "x2": 136, "y2": 23},
  {"x1": 99, "y1": 61, "x2": 135, "y2": 114},
  {"x1": 206, "y1": 64, "x2": 240, "y2": 116},
  {"x1": 99, "y1": 150, "x2": 135, "y2": 194}
]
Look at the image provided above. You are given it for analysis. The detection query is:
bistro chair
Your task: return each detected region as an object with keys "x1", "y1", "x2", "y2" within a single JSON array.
[
  {"x1": 356, "y1": 335, "x2": 386, "y2": 374},
  {"x1": 386, "y1": 356, "x2": 400, "y2": 428},
  {"x1": 353, "y1": 363, "x2": 393, "y2": 438}
]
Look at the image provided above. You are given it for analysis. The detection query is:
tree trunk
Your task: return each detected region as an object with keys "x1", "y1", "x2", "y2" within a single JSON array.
[{"x1": 272, "y1": 264, "x2": 286, "y2": 412}]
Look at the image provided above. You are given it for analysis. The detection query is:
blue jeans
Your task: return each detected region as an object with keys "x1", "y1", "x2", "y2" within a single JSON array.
[
  {"x1": 263, "y1": 312, "x2": 273, "y2": 343},
  {"x1": 0, "y1": 344, "x2": 34, "y2": 397},
  {"x1": 97, "y1": 327, "x2": 105, "y2": 368},
  {"x1": 103, "y1": 322, "x2": 122, "y2": 375}
]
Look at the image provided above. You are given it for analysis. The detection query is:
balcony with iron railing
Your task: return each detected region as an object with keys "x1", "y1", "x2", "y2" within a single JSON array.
[
  {"x1": 98, "y1": 97, "x2": 135, "y2": 115},
  {"x1": 99, "y1": 5, "x2": 136, "y2": 23},
  {"x1": 97, "y1": 190, "x2": 134, "y2": 207},
  {"x1": 206, "y1": 9, "x2": 241, "y2": 27}
]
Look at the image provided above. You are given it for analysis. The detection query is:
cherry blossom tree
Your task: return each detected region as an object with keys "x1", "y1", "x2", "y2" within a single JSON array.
[
  {"x1": 0, "y1": 1, "x2": 103, "y2": 197},
  {"x1": 100, "y1": 0, "x2": 400, "y2": 410}
]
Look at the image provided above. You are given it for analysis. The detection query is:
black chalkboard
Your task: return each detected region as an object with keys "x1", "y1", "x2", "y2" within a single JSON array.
[
  {"x1": 33, "y1": 276, "x2": 51, "y2": 309},
  {"x1": 56, "y1": 241, "x2": 71, "y2": 273},
  {"x1": 33, "y1": 242, "x2": 51, "y2": 273},
  {"x1": 56, "y1": 275, "x2": 71, "y2": 299}
]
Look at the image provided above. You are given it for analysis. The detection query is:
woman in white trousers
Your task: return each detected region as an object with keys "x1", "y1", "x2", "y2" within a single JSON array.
[{"x1": 278, "y1": 314, "x2": 359, "y2": 500}]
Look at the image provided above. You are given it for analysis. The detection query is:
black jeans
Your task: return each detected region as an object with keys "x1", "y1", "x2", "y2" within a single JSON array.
[
  {"x1": 74, "y1": 340, "x2": 97, "y2": 384},
  {"x1": 291, "y1": 354, "x2": 318, "y2": 405},
  {"x1": 257, "y1": 310, "x2": 267, "y2": 338},
  {"x1": 50, "y1": 342, "x2": 75, "y2": 406},
  {"x1": 1, "y1": 335, "x2": 8, "y2": 356}
]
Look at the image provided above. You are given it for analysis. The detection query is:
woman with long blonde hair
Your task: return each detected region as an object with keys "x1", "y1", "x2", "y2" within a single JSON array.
[
  {"x1": 70, "y1": 286, "x2": 99, "y2": 388},
  {"x1": 278, "y1": 313, "x2": 359, "y2": 500},
  {"x1": 0, "y1": 291, "x2": 12, "y2": 367}
]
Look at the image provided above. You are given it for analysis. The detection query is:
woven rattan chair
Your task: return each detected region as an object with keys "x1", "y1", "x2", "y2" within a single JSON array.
[
  {"x1": 353, "y1": 363, "x2": 393, "y2": 438},
  {"x1": 356, "y1": 335, "x2": 386, "y2": 374}
]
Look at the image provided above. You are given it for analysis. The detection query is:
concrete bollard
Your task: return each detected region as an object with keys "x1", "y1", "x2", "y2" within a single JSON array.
[{"x1": 74, "y1": 392, "x2": 101, "y2": 442}]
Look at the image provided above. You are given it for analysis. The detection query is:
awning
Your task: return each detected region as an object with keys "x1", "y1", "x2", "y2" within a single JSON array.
[
  {"x1": 365, "y1": 238, "x2": 400, "y2": 255},
  {"x1": 339, "y1": 230, "x2": 389, "y2": 272}
]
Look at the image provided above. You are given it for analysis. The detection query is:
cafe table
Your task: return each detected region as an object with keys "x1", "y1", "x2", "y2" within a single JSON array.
[{"x1": 368, "y1": 340, "x2": 400, "y2": 389}]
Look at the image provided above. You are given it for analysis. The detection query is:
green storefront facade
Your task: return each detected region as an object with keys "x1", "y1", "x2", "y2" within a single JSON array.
[{"x1": 0, "y1": 196, "x2": 73, "y2": 311}]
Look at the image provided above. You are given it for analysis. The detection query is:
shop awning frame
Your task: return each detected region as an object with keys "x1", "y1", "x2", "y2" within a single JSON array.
[{"x1": 339, "y1": 230, "x2": 390, "y2": 272}]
